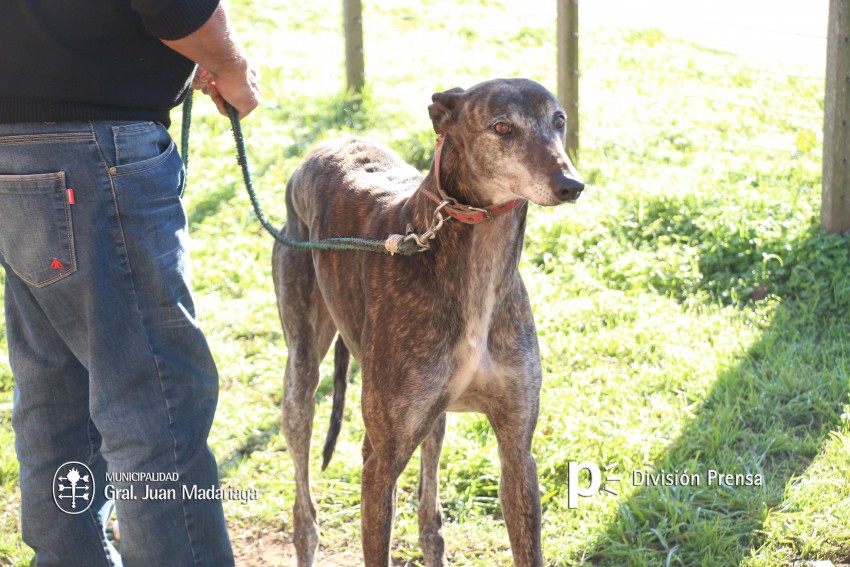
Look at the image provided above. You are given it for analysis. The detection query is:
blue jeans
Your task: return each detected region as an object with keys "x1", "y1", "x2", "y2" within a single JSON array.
[{"x1": 0, "y1": 121, "x2": 234, "y2": 566}]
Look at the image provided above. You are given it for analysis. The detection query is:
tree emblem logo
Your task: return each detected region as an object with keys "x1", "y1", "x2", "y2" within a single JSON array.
[{"x1": 53, "y1": 462, "x2": 94, "y2": 514}]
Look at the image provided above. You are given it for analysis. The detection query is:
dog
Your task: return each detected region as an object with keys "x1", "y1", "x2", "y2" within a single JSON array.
[{"x1": 272, "y1": 78, "x2": 584, "y2": 567}]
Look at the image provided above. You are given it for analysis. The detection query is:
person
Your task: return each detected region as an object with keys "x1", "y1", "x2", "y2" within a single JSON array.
[{"x1": 0, "y1": 1, "x2": 259, "y2": 565}]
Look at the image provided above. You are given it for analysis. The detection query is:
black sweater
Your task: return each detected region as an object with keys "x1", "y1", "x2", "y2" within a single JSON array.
[{"x1": 0, "y1": 0, "x2": 220, "y2": 126}]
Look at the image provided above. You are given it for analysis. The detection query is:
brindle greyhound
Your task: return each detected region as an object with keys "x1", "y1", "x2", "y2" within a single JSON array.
[{"x1": 272, "y1": 78, "x2": 583, "y2": 567}]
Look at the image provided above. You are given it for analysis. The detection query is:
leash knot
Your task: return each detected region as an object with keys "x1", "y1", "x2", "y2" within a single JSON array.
[{"x1": 384, "y1": 234, "x2": 405, "y2": 255}]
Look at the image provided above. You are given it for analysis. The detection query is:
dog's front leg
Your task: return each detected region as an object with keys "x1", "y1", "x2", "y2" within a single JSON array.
[
  {"x1": 418, "y1": 413, "x2": 448, "y2": 567},
  {"x1": 479, "y1": 282, "x2": 546, "y2": 566},
  {"x1": 360, "y1": 436, "x2": 404, "y2": 566},
  {"x1": 499, "y1": 444, "x2": 543, "y2": 567},
  {"x1": 360, "y1": 377, "x2": 445, "y2": 567},
  {"x1": 485, "y1": 335, "x2": 544, "y2": 566},
  {"x1": 488, "y1": 407, "x2": 543, "y2": 567}
]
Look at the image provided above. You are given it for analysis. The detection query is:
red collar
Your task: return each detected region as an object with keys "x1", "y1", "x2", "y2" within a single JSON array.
[{"x1": 423, "y1": 134, "x2": 525, "y2": 225}]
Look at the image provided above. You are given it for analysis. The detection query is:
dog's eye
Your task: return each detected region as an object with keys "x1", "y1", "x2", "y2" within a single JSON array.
[
  {"x1": 493, "y1": 122, "x2": 512, "y2": 136},
  {"x1": 554, "y1": 115, "x2": 566, "y2": 129}
]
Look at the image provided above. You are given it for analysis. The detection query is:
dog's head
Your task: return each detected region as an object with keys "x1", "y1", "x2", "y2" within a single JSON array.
[{"x1": 428, "y1": 78, "x2": 583, "y2": 207}]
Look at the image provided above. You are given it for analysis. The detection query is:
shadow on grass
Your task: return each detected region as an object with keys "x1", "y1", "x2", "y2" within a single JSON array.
[
  {"x1": 187, "y1": 180, "x2": 239, "y2": 227},
  {"x1": 216, "y1": 363, "x2": 360, "y2": 482},
  {"x1": 218, "y1": 422, "x2": 281, "y2": 480},
  {"x1": 582, "y1": 230, "x2": 850, "y2": 565}
]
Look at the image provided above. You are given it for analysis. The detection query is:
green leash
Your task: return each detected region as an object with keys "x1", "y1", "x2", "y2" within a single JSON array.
[
  {"x1": 180, "y1": 92, "x2": 421, "y2": 256},
  {"x1": 180, "y1": 90, "x2": 192, "y2": 174}
]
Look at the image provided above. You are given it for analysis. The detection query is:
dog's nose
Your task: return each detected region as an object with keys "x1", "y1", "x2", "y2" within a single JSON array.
[{"x1": 554, "y1": 176, "x2": 584, "y2": 202}]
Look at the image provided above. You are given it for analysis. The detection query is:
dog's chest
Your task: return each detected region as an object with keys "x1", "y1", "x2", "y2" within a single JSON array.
[{"x1": 444, "y1": 256, "x2": 506, "y2": 413}]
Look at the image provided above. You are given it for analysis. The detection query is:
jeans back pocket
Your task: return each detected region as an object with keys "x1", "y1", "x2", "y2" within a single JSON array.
[{"x1": 0, "y1": 172, "x2": 76, "y2": 287}]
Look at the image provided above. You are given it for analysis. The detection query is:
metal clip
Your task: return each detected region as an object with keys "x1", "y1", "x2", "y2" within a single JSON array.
[{"x1": 401, "y1": 200, "x2": 452, "y2": 252}]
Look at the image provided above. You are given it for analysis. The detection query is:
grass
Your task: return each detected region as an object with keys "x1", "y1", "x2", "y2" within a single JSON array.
[{"x1": 1, "y1": 1, "x2": 848, "y2": 565}]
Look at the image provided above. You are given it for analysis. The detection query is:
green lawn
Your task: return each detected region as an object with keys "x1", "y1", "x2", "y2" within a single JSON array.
[{"x1": 1, "y1": 1, "x2": 848, "y2": 566}]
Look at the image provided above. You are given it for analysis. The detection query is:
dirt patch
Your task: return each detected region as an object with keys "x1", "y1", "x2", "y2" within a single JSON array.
[{"x1": 232, "y1": 531, "x2": 365, "y2": 567}]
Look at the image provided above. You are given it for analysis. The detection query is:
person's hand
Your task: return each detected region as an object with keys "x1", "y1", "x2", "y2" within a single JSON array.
[
  {"x1": 192, "y1": 61, "x2": 259, "y2": 119},
  {"x1": 163, "y1": 4, "x2": 260, "y2": 119}
]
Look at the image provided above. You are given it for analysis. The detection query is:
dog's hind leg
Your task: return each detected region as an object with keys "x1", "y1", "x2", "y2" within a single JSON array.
[
  {"x1": 274, "y1": 242, "x2": 337, "y2": 567},
  {"x1": 418, "y1": 413, "x2": 448, "y2": 567}
]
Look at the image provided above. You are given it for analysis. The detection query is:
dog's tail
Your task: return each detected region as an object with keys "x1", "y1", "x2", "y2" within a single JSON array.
[{"x1": 322, "y1": 335, "x2": 350, "y2": 471}]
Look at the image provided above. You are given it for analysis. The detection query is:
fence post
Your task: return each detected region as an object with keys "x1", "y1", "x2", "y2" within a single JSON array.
[
  {"x1": 823, "y1": 0, "x2": 850, "y2": 234},
  {"x1": 557, "y1": 0, "x2": 580, "y2": 163},
  {"x1": 343, "y1": 0, "x2": 365, "y2": 94}
]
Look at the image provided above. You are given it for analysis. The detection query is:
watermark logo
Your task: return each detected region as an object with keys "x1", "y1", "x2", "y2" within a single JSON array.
[
  {"x1": 53, "y1": 462, "x2": 94, "y2": 514},
  {"x1": 568, "y1": 461, "x2": 620, "y2": 509}
]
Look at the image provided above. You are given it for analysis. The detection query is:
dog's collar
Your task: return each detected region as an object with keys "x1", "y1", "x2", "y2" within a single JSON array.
[{"x1": 423, "y1": 134, "x2": 525, "y2": 225}]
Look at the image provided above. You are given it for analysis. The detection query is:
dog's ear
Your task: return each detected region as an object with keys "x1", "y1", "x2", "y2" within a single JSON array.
[{"x1": 428, "y1": 87, "x2": 465, "y2": 134}]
